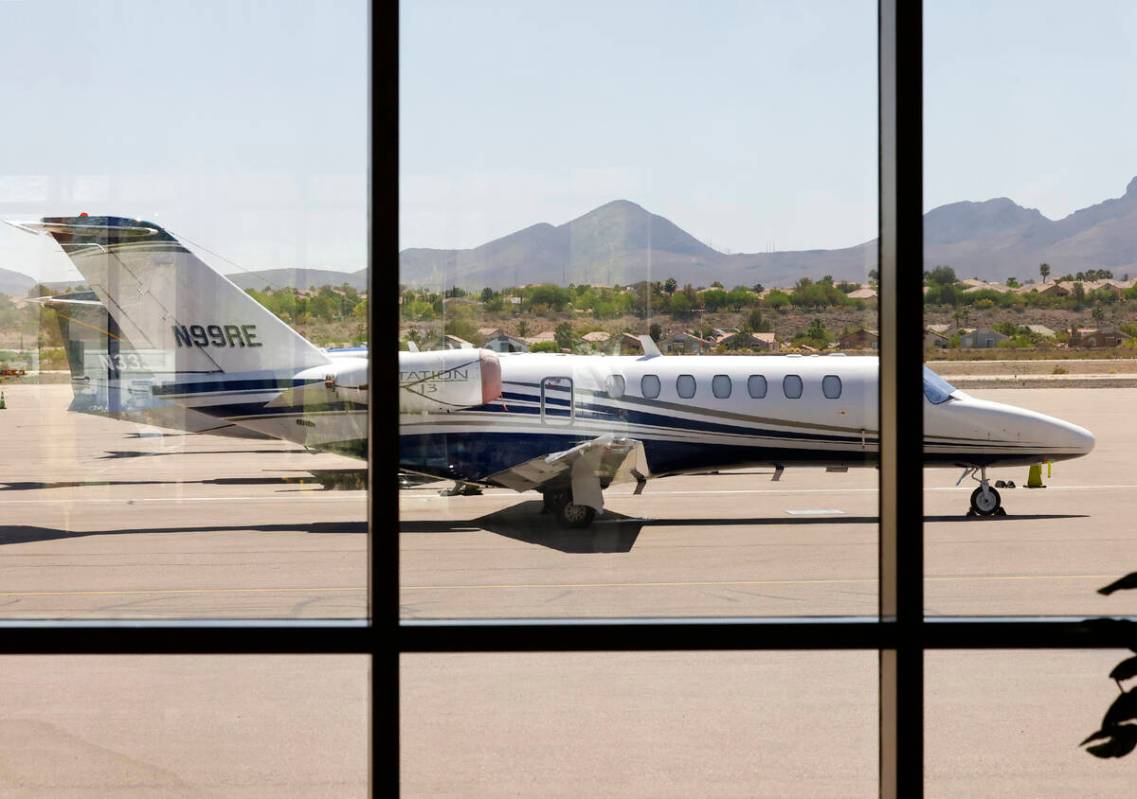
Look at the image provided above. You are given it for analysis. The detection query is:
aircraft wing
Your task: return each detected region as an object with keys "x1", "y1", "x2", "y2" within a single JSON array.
[{"x1": 484, "y1": 434, "x2": 650, "y2": 511}]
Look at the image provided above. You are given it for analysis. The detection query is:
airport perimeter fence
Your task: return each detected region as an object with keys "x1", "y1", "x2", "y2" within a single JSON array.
[{"x1": 2, "y1": 3, "x2": 1135, "y2": 798}]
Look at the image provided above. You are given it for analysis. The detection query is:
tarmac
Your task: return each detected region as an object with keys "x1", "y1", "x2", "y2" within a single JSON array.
[
  {"x1": 400, "y1": 384, "x2": 1137, "y2": 797},
  {"x1": 0, "y1": 384, "x2": 369, "y2": 796},
  {"x1": 4, "y1": 380, "x2": 1137, "y2": 794}
]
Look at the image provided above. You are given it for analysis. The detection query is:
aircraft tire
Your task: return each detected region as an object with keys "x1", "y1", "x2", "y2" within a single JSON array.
[
  {"x1": 969, "y1": 486, "x2": 1002, "y2": 516},
  {"x1": 555, "y1": 501, "x2": 596, "y2": 529}
]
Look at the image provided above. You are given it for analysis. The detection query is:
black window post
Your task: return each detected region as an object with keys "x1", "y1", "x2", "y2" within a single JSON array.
[{"x1": 878, "y1": 0, "x2": 924, "y2": 795}]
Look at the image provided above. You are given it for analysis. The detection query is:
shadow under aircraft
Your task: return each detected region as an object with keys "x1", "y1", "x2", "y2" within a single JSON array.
[{"x1": 399, "y1": 502, "x2": 1086, "y2": 554}]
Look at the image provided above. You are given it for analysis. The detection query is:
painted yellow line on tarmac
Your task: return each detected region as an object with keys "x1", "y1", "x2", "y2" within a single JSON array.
[
  {"x1": 402, "y1": 573, "x2": 1115, "y2": 591},
  {"x1": 0, "y1": 586, "x2": 365, "y2": 599}
]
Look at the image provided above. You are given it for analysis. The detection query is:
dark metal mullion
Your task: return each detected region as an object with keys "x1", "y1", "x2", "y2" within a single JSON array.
[
  {"x1": 375, "y1": 1, "x2": 399, "y2": 796},
  {"x1": 879, "y1": 0, "x2": 924, "y2": 797}
]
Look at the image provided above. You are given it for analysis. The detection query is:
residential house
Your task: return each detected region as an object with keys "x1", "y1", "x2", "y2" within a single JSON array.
[
  {"x1": 581, "y1": 331, "x2": 612, "y2": 352},
  {"x1": 483, "y1": 330, "x2": 529, "y2": 353},
  {"x1": 1025, "y1": 324, "x2": 1056, "y2": 339},
  {"x1": 847, "y1": 286, "x2": 877, "y2": 300},
  {"x1": 958, "y1": 328, "x2": 1008, "y2": 348},
  {"x1": 663, "y1": 331, "x2": 711, "y2": 355},
  {"x1": 1071, "y1": 328, "x2": 1126, "y2": 348},
  {"x1": 717, "y1": 331, "x2": 778, "y2": 352},
  {"x1": 837, "y1": 328, "x2": 880, "y2": 350},
  {"x1": 441, "y1": 334, "x2": 474, "y2": 349},
  {"x1": 924, "y1": 327, "x2": 950, "y2": 349}
]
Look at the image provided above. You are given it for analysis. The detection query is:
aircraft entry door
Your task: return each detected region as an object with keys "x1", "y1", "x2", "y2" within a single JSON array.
[{"x1": 540, "y1": 376, "x2": 574, "y2": 426}]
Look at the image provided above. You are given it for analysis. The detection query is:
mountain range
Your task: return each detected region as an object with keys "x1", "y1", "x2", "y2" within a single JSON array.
[
  {"x1": 401, "y1": 176, "x2": 1137, "y2": 289},
  {"x1": 6, "y1": 179, "x2": 1137, "y2": 296}
]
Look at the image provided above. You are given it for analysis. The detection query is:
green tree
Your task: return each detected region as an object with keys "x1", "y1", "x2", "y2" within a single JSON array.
[
  {"x1": 480, "y1": 286, "x2": 494, "y2": 302},
  {"x1": 1040, "y1": 262, "x2": 1051, "y2": 283},
  {"x1": 649, "y1": 322, "x2": 663, "y2": 342},
  {"x1": 516, "y1": 319, "x2": 530, "y2": 338},
  {"x1": 927, "y1": 265, "x2": 958, "y2": 286},
  {"x1": 554, "y1": 322, "x2": 576, "y2": 351},
  {"x1": 663, "y1": 277, "x2": 678, "y2": 295}
]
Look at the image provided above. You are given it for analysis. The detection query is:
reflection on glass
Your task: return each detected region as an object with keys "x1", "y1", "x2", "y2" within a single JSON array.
[
  {"x1": 927, "y1": 651, "x2": 1134, "y2": 796},
  {"x1": 399, "y1": 1, "x2": 879, "y2": 618},
  {"x1": 0, "y1": 1, "x2": 369, "y2": 619}
]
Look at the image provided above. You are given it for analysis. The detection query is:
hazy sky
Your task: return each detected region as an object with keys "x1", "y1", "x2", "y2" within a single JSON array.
[
  {"x1": 4, "y1": 1, "x2": 1137, "y2": 283},
  {"x1": 0, "y1": 0, "x2": 368, "y2": 282},
  {"x1": 402, "y1": 0, "x2": 1137, "y2": 253}
]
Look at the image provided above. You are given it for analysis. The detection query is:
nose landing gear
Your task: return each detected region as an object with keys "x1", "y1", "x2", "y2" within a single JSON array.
[{"x1": 959, "y1": 466, "x2": 1006, "y2": 517}]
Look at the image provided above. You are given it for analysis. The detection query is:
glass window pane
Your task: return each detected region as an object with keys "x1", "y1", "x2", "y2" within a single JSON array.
[
  {"x1": 823, "y1": 374, "x2": 842, "y2": 399},
  {"x1": 404, "y1": 652, "x2": 877, "y2": 796},
  {"x1": 400, "y1": 0, "x2": 879, "y2": 620},
  {"x1": 927, "y1": 651, "x2": 1133, "y2": 796},
  {"x1": 924, "y1": 1, "x2": 1131, "y2": 615},
  {"x1": 0, "y1": 1, "x2": 369, "y2": 620},
  {"x1": 641, "y1": 374, "x2": 661, "y2": 399},
  {"x1": 607, "y1": 374, "x2": 626, "y2": 398},
  {"x1": 747, "y1": 375, "x2": 768, "y2": 399},
  {"x1": 783, "y1": 374, "x2": 803, "y2": 399},
  {"x1": 0, "y1": 655, "x2": 369, "y2": 795},
  {"x1": 676, "y1": 374, "x2": 697, "y2": 399},
  {"x1": 712, "y1": 374, "x2": 732, "y2": 399}
]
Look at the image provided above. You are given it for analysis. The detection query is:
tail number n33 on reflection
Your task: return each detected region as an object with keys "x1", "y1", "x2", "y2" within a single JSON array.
[{"x1": 173, "y1": 324, "x2": 263, "y2": 348}]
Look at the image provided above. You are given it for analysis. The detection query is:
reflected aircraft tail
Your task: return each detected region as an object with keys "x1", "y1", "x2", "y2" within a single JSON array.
[{"x1": 15, "y1": 216, "x2": 330, "y2": 376}]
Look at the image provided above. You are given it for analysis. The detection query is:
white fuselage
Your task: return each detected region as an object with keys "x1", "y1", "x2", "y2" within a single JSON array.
[{"x1": 398, "y1": 352, "x2": 1094, "y2": 484}]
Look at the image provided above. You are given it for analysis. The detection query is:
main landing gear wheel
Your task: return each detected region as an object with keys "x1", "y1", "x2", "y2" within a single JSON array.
[
  {"x1": 969, "y1": 485, "x2": 1003, "y2": 517},
  {"x1": 543, "y1": 490, "x2": 597, "y2": 529}
]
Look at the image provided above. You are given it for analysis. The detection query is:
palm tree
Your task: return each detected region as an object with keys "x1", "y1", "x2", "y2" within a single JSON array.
[{"x1": 1040, "y1": 263, "x2": 1051, "y2": 284}]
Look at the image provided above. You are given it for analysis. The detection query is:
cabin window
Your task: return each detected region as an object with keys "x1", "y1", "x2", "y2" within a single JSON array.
[
  {"x1": 783, "y1": 374, "x2": 803, "y2": 399},
  {"x1": 712, "y1": 374, "x2": 731, "y2": 399},
  {"x1": 607, "y1": 374, "x2": 625, "y2": 399},
  {"x1": 747, "y1": 375, "x2": 768, "y2": 399},
  {"x1": 676, "y1": 374, "x2": 696, "y2": 399},
  {"x1": 641, "y1": 374, "x2": 661, "y2": 399},
  {"x1": 822, "y1": 374, "x2": 842, "y2": 399}
]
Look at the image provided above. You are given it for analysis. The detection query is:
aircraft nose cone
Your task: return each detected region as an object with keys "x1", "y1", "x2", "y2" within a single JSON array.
[{"x1": 1059, "y1": 419, "x2": 1095, "y2": 456}]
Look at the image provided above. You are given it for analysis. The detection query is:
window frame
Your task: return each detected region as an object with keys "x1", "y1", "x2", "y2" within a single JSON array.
[{"x1": 3, "y1": 6, "x2": 1130, "y2": 799}]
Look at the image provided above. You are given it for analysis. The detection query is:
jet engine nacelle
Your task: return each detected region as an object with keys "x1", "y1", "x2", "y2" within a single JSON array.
[{"x1": 399, "y1": 348, "x2": 502, "y2": 414}]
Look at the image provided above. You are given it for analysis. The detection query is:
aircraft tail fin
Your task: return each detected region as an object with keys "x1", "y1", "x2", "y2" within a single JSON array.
[{"x1": 20, "y1": 216, "x2": 330, "y2": 376}]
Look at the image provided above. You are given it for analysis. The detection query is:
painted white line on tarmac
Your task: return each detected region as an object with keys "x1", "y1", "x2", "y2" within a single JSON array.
[
  {"x1": 402, "y1": 484, "x2": 1135, "y2": 500},
  {"x1": 0, "y1": 586, "x2": 366, "y2": 599},
  {"x1": 1, "y1": 494, "x2": 366, "y2": 505},
  {"x1": 402, "y1": 573, "x2": 1117, "y2": 592}
]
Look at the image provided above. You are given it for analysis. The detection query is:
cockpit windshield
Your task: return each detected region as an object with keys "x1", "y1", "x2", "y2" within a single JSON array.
[{"x1": 923, "y1": 365, "x2": 957, "y2": 404}]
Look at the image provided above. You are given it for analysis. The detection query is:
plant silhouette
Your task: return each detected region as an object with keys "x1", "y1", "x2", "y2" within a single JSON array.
[{"x1": 1083, "y1": 571, "x2": 1137, "y2": 758}]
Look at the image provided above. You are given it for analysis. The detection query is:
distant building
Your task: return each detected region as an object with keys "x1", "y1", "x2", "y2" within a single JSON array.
[
  {"x1": 924, "y1": 328, "x2": 950, "y2": 349},
  {"x1": 717, "y1": 331, "x2": 778, "y2": 352},
  {"x1": 441, "y1": 334, "x2": 474, "y2": 349},
  {"x1": 1072, "y1": 328, "x2": 1126, "y2": 348},
  {"x1": 847, "y1": 286, "x2": 877, "y2": 300},
  {"x1": 483, "y1": 330, "x2": 529, "y2": 353},
  {"x1": 958, "y1": 328, "x2": 1007, "y2": 348},
  {"x1": 837, "y1": 328, "x2": 879, "y2": 350},
  {"x1": 581, "y1": 331, "x2": 612, "y2": 350},
  {"x1": 524, "y1": 330, "x2": 557, "y2": 347},
  {"x1": 663, "y1": 331, "x2": 711, "y2": 355},
  {"x1": 1025, "y1": 324, "x2": 1056, "y2": 339}
]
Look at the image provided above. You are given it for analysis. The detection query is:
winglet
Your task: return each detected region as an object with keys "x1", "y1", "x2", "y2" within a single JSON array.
[
  {"x1": 406, "y1": 340, "x2": 419, "y2": 353},
  {"x1": 638, "y1": 335, "x2": 662, "y2": 358}
]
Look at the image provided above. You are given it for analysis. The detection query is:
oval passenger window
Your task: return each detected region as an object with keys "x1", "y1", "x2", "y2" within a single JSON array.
[
  {"x1": 822, "y1": 374, "x2": 842, "y2": 399},
  {"x1": 783, "y1": 374, "x2": 803, "y2": 399},
  {"x1": 747, "y1": 375, "x2": 767, "y2": 399},
  {"x1": 676, "y1": 374, "x2": 696, "y2": 399},
  {"x1": 608, "y1": 374, "x2": 626, "y2": 399},
  {"x1": 641, "y1": 374, "x2": 661, "y2": 399},
  {"x1": 712, "y1": 374, "x2": 731, "y2": 399}
]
